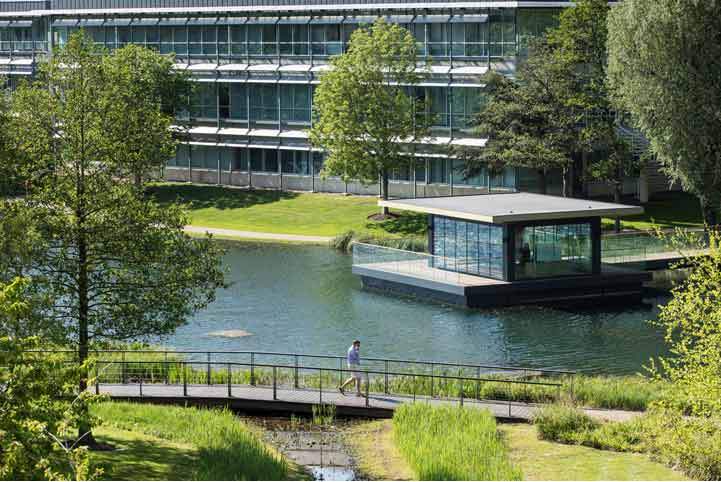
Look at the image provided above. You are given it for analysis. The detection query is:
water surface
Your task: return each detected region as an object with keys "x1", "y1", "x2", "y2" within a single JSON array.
[{"x1": 161, "y1": 242, "x2": 668, "y2": 374}]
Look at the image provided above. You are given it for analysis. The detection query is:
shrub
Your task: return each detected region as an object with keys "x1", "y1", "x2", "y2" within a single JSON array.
[
  {"x1": 533, "y1": 404, "x2": 599, "y2": 443},
  {"x1": 393, "y1": 404, "x2": 521, "y2": 480}
]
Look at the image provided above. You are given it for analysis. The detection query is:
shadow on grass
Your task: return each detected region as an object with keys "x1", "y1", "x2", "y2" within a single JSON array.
[
  {"x1": 93, "y1": 431, "x2": 198, "y2": 481},
  {"x1": 365, "y1": 211, "x2": 428, "y2": 236},
  {"x1": 147, "y1": 184, "x2": 299, "y2": 211}
]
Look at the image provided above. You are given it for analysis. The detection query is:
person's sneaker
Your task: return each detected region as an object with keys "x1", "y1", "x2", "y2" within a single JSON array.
[{"x1": 338, "y1": 386, "x2": 345, "y2": 395}]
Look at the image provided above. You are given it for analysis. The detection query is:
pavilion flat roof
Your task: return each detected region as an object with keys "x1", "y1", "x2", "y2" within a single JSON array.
[{"x1": 379, "y1": 193, "x2": 644, "y2": 224}]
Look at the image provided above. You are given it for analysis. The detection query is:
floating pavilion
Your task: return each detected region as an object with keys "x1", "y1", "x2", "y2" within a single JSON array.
[{"x1": 352, "y1": 193, "x2": 651, "y2": 307}]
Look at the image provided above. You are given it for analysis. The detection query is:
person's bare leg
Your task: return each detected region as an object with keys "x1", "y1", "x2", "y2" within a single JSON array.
[
  {"x1": 339, "y1": 376, "x2": 354, "y2": 394},
  {"x1": 355, "y1": 377, "x2": 361, "y2": 396}
]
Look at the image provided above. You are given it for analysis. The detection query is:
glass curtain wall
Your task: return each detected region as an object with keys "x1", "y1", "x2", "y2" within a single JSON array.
[
  {"x1": 514, "y1": 222, "x2": 592, "y2": 280},
  {"x1": 432, "y1": 216, "x2": 505, "y2": 279}
]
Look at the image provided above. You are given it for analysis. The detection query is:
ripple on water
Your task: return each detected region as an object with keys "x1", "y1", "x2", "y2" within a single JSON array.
[{"x1": 157, "y1": 242, "x2": 669, "y2": 375}]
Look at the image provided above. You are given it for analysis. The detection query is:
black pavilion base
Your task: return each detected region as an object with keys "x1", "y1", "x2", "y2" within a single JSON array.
[{"x1": 354, "y1": 265, "x2": 652, "y2": 308}]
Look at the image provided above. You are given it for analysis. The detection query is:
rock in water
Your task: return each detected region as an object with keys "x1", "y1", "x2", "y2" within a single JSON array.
[{"x1": 206, "y1": 329, "x2": 253, "y2": 338}]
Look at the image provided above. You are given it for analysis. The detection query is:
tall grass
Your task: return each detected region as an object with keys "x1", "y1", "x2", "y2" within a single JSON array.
[
  {"x1": 393, "y1": 404, "x2": 522, "y2": 480},
  {"x1": 331, "y1": 230, "x2": 427, "y2": 253},
  {"x1": 92, "y1": 402, "x2": 289, "y2": 480}
]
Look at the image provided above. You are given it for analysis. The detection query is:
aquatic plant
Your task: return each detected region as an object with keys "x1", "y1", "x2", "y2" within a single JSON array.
[{"x1": 393, "y1": 404, "x2": 522, "y2": 480}]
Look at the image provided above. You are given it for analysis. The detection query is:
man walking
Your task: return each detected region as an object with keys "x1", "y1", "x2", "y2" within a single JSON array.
[{"x1": 338, "y1": 339, "x2": 363, "y2": 396}]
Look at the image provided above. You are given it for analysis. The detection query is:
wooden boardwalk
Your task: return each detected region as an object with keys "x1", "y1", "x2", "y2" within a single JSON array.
[{"x1": 96, "y1": 382, "x2": 638, "y2": 423}]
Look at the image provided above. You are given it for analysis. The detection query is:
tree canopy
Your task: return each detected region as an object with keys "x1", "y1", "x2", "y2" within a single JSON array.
[
  {"x1": 310, "y1": 19, "x2": 430, "y2": 215},
  {"x1": 0, "y1": 32, "x2": 226, "y2": 441},
  {"x1": 608, "y1": 0, "x2": 721, "y2": 225}
]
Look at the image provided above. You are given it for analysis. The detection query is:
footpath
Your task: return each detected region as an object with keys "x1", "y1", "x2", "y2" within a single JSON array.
[{"x1": 184, "y1": 225, "x2": 333, "y2": 244}]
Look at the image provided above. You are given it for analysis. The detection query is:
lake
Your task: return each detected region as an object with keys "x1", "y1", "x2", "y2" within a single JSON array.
[{"x1": 161, "y1": 241, "x2": 669, "y2": 375}]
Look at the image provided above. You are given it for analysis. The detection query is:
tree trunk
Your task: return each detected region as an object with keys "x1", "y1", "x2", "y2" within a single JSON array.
[
  {"x1": 537, "y1": 170, "x2": 548, "y2": 195},
  {"x1": 562, "y1": 168, "x2": 570, "y2": 198},
  {"x1": 76, "y1": 211, "x2": 96, "y2": 446},
  {"x1": 700, "y1": 195, "x2": 719, "y2": 229},
  {"x1": 380, "y1": 169, "x2": 389, "y2": 217}
]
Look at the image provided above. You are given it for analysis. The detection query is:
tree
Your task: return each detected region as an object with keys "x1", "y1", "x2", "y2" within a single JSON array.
[
  {"x1": 0, "y1": 279, "x2": 98, "y2": 480},
  {"x1": 461, "y1": 42, "x2": 577, "y2": 195},
  {"x1": 648, "y1": 229, "x2": 721, "y2": 417},
  {"x1": 608, "y1": 0, "x2": 721, "y2": 226},
  {"x1": 0, "y1": 32, "x2": 226, "y2": 443},
  {"x1": 101, "y1": 44, "x2": 192, "y2": 188},
  {"x1": 310, "y1": 19, "x2": 430, "y2": 216},
  {"x1": 548, "y1": 0, "x2": 638, "y2": 219}
]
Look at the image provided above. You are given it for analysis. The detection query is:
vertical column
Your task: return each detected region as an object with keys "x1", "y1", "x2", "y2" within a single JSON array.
[
  {"x1": 591, "y1": 217, "x2": 602, "y2": 275},
  {"x1": 504, "y1": 223, "x2": 515, "y2": 282}
]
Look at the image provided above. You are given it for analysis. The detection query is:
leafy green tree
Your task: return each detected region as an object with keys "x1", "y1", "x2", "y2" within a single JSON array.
[
  {"x1": 608, "y1": 0, "x2": 721, "y2": 225},
  {"x1": 648, "y1": 229, "x2": 721, "y2": 417},
  {"x1": 0, "y1": 32, "x2": 226, "y2": 443},
  {"x1": 101, "y1": 44, "x2": 191, "y2": 187},
  {"x1": 547, "y1": 0, "x2": 637, "y2": 210},
  {"x1": 0, "y1": 279, "x2": 99, "y2": 480},
  {"x1": 462, "y1": 44, "x2": 577, "y2": 195},
  {"x1": 310, "y1": 19, "x2": 430, "y2": 216}
]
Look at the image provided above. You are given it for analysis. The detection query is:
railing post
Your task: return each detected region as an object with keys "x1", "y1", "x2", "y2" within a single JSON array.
[
  {"x1": 273, "y1": 366, "x2": 277, "y2": 400},
  {"x1": 294, "y1": 355, "x2": 299, "y2": 389},
  {"x1": 460, "y1": 378, "x2": 464, "y2": 407},
  {"x1": 183, "y1": 363, "x2": 188, "y2": 397},
  {"x1": 430, "y1": 363, "x2": 434, "y2": 398},
  {"x1": 476, "y1": 366, "x2": 480, "y2": 400},
  {"x1": 319, "y1": 368, "x2": 323, "y2": 404},
  {"x1": 207, "y1": 352, "x2": 211, "y2": 386},
  {"x1": 139, "y1": 376, "x2": 143, "y2": 397},
  {"x1": 338, "y1": 358, "x2": 343, "y2": 387},
  {"x1": 413, "y1": 375, "x2": 416, "y2": 402},
  {"x1": 384, "y1": 360, "x2": 389, "y2": 394},
  {"x1": 227, "y1": 363, "x2": 232, "y2": 398},
  {"x1": 250, "y1": 353, "x2": 255, "y2": 386},
  {"x1": 122, "y1": 352, "x2": 126, "y2": 384},
  {"x1": 365, "y1": 371, "x2": 370, "y2": 407},
  {"x1": 164, "y1": 351, "x2": 169, "y2": 385}
]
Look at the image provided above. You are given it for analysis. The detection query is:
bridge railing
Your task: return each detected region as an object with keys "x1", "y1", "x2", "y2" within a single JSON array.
[
  {"x1": 23, "y1": 349, "x2": 575, "y2": 415},
  {"x1": 84, "y1": 358, "x2": 564, "y2": 419}
]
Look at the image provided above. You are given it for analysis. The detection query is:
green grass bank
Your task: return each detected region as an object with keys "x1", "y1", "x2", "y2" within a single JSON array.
[
  {"x1": 91, "y1": 402, "x2": 292, "y2": 480},
  {"x1": 148, "y1": 183, "x2": 703, "y2": 238}
]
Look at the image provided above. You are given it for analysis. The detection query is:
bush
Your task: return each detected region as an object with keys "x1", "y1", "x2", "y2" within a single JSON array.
[
  {"x1": 332, "y1": 230, "x2": 427, "y2": 253},
  {"x1": 642, "y1": 408, "x2": 721, "y2": 480},
  {"x1": 533, "y1": 404, "x2": 600, "y2": 444},
  {"x1": 393, "y1": 404, "x2": 521, "y2": 480}
]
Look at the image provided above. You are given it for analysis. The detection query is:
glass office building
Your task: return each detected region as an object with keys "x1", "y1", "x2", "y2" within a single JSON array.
[{"x1": 0, "y1": 0, "x2": 571, "y2": 196}]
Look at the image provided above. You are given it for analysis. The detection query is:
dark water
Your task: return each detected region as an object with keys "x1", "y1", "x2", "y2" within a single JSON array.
[{"x1": 161, "y1": 242, "x2": 669, "y2": 375}]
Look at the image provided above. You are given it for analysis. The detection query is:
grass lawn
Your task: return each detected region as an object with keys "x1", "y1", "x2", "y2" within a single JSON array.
[
  {"x1": 90, "y1": 402, "x2": 298, "y2": 480},
  {"x1": 92, "y1": 425, "x2": 199, "y2": 480},
  {"x1": 500, "y1": 424, "x2": 686, "y2": 481},
  {"x1": 602, "y1": 191, "x2": 703, "y2": 231},
  {"x1": 147, "y1": 183, "x2": 426, "y2": 237}
]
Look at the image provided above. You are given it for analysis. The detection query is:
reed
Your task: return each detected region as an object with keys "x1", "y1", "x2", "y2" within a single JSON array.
[
  {"x1": 393, "y1": 404, "x2": 522, "y2": 480},
  {"x1": 92, "y1": 401, "x2": 289, "y2": 480}
]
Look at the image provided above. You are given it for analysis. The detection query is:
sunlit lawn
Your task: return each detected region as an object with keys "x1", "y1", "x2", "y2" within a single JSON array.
[
  {"x1": 603, "y1": 191, "x2": 703, "y2": 231},
  {"x1": 500, "y1": 424, "x2": 686, "y2": 481},
  {"x1": 148, "y1": 183, "x2": 427, "y2": 237}
]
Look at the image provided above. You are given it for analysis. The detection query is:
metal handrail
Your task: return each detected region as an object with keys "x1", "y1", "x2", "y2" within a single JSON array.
[
  {"x1": 90, "y1": 359, "x2": 565, "y2": 388},
  {"x1": 24, "y1": 349, "x2": 576, "y2": 376}
]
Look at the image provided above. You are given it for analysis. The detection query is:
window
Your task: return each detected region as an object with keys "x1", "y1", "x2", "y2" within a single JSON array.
[
  {"x1": 280, "y1": 85, "x2": 310, "y2": 123},
  {"x1": 432, "y1": 216, "x2": 505, "y2": 279},
  {"x1": 249, "y1": 85, "x2": 277, "y2": 122},
  {"x1": 514, "y1": 222, "x2": 592, "y2": 280},
  {"x1": 191, "y1": 83, "x2": 216, "y2": 119}
]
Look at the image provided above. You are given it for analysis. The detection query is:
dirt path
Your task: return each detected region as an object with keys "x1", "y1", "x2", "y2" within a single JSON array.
[{"x1": 184, "y1": 225, "x2": 333, "y2": 244}]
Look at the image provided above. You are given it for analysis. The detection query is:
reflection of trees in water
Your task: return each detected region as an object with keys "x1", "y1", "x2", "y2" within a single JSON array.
[{"x1": 493, "y1": 302, "x2": 668, "y2": 373}]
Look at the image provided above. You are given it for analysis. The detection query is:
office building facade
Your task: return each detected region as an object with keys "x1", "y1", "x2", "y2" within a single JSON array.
[{"x1": 1, "y1": 0, "x2": 659, "y2": 198}]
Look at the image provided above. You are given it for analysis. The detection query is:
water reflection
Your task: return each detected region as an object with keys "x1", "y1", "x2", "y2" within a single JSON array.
[{"x1": 159, "y1": 242, "x2": 668, "y2": 374}]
